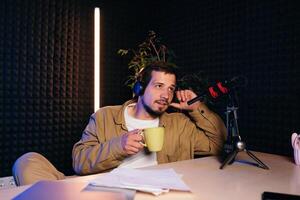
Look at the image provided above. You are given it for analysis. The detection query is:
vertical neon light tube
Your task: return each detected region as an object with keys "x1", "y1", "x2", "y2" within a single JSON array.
[{"x1": 94, "y1": 7, "x2": 100, "y2": 112}]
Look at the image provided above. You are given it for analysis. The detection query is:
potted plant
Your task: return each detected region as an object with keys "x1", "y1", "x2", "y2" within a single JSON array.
[{"x1": 117, "y1": 30, "x2": 176, "y2": 89}]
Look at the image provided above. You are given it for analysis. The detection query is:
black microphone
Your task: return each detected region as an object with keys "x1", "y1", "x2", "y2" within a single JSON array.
[{"x1": 187, "y1": 76, "x2": 247, "y2": 105}]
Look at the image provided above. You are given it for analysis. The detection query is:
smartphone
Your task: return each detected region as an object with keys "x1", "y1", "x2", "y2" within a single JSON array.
[{"x1": 262, "y1": 191, "x2": 300, "y2": 200}]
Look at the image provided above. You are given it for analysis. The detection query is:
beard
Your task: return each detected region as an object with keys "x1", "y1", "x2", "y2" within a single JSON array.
[{"x1": 141, "y1": 98, "x2": 167, "y2": 117}]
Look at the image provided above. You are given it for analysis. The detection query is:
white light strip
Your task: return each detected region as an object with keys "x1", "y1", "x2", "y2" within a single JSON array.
[{"x1": 94, "y1": 7, "x2": 100, "y2": 112}]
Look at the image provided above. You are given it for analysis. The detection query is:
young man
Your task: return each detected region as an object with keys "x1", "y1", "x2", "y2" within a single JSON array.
[
  {"x1": 13, "y1": 61, "x2": 226, "y2": 185},
  {"x1": 72, "y1": 61, "x2": 227, "y2": 175}
]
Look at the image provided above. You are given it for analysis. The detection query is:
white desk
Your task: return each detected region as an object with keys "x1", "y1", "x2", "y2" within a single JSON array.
[{"x1": 2, "y1": 152, "x2": 300, "y2": 200}]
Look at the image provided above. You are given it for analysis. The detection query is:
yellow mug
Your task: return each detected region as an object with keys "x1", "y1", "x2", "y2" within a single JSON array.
[{"x1": 140, "y1": 127, "x2": 165, "y2": 152}]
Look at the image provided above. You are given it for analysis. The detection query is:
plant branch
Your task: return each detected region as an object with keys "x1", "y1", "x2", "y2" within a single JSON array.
[{"x1": 149, "y1": 39, "x2": 160, "y2": 61}]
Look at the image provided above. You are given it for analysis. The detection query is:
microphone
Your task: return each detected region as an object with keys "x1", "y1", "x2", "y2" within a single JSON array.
[{"x1": 187, "y1": 76, "x2": 247, "y2": 105}]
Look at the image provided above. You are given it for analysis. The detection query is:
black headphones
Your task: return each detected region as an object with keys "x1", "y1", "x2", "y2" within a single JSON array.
[{"x1": 132, "y1": 62, "x2": 177, "y2": 97}]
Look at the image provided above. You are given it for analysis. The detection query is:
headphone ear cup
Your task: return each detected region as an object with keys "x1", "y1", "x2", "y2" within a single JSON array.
[{"x1": 133, "y1": 81, "x2": 144, "y2": 96}]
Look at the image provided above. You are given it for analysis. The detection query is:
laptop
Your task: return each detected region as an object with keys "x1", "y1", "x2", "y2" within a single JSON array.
[{"x1": 12, "y1": 180, "x2": 128, "y2": 200}]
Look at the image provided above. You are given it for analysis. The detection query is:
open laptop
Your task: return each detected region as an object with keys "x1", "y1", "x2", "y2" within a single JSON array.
[{"x1": 12, "y1": 180, "x2": 128, "y2": 200}]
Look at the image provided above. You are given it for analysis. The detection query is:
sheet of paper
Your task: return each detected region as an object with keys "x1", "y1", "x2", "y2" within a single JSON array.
[{"x1": 89, "y1": 168, "x2": 190, "y2": 195}]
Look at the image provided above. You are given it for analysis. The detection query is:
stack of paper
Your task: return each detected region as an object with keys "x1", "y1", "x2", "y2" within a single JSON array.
[{"x1": 89, "y1": 168, "x2": 190, "y2": 196}]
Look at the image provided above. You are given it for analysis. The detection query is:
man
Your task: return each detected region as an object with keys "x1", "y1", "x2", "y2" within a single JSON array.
[
  {"x1": 13, "y1": 61, "x2": 226, "y2": 185},
  {"x1": 72, "y1": 61, "x2": 226, "y2": 175}
]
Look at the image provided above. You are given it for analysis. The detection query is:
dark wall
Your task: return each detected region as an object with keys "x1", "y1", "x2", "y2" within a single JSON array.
[
  {"x1": 0, "y1": 0, "x2": 94, "y2": 176},
  {"x1": 154, "y1": 0, "x2": 300, "y2": 156}
]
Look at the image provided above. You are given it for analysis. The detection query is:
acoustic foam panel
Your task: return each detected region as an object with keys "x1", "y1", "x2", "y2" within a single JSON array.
[{"x1": 0, "y1": 0, "x2": 94, "y2": 176}]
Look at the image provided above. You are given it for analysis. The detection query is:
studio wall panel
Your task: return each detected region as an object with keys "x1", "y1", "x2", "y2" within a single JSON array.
[
  {"x1": 0, "y1": 0, "x2": 94, "y2": 176},
  {"x1": 156, "y1": 0, "x2": 300, "y2": 156}
]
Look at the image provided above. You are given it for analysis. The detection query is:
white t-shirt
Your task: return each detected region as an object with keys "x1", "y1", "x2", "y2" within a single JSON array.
[{"x1": 118, "y1": 103, "x2": 159, "y2": 168}]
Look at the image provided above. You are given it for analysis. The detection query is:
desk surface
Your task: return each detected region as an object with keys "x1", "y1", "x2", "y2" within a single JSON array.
[{"x1": 2, "y1": 151, "x2": 300, "y2": 200}]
